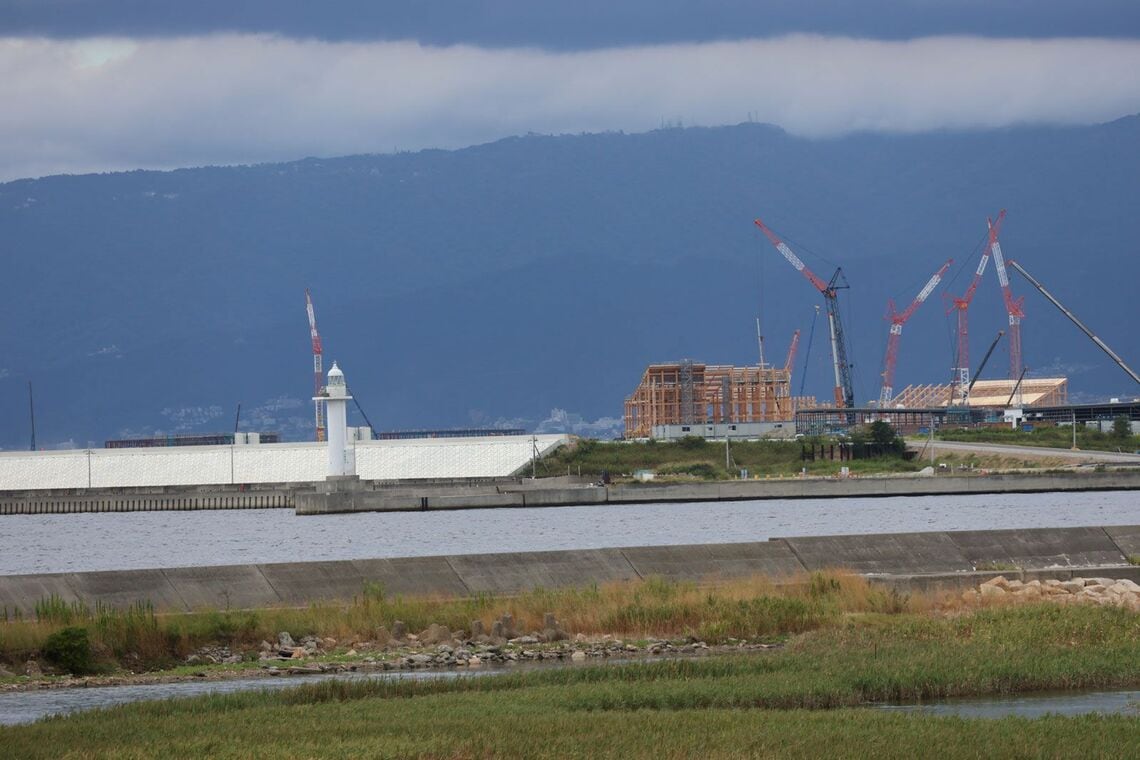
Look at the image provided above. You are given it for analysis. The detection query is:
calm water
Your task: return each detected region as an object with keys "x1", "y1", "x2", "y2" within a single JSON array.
[
  {"x1": 2, "y1": 670, "x2": 1136, "y2": 726},
  {"x1": 0, "y1": 669, "x2": 476, "y2": 726},
  {"x1": 0, "y1": 490, "x2": 1136, "y2": 575},
  {"x1": 876, "y1": 689, "x2": 1140, "y2": 719}
]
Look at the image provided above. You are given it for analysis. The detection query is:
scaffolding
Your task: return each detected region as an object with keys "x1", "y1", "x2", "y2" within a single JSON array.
[{"x1": 623, "y1": 361, "x2": 817, "y2": 439}]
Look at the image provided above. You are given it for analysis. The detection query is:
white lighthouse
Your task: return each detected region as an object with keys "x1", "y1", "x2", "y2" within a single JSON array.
[{"x1": 317, "y1": 362, "x2": 356, "y2": 478}]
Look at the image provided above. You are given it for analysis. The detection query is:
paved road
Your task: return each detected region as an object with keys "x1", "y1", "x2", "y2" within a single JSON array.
[{"x1": 910, "y1": 439, "x2": 1140, "y2": 464}]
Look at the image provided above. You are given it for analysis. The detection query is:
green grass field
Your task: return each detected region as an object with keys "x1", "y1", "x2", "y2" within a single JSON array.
[
  {"x1": 937, "y1": 423, "x2": 1139, "y2": 452},
  {"x1": 539, "y1": 437, "x2": 918, "y2": 481},
  {"x1": 3, "y1": 604, "x2": 1138, "y2": 758}
]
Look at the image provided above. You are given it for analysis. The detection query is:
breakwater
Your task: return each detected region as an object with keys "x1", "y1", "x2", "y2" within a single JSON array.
[
  {"x1": 4, "y1": 470, "x2": 1138, "y2": 516},
  {"x1": 296, "y1": 469, "x2": 1140, "y2": 514},
  {"x1": 2, "y1": 525, "x2": 1136, "y2": 616}
]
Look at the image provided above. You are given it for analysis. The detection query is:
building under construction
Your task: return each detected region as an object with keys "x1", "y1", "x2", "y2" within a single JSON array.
[
  {"x1": 889, "y1": 378, "x2": 1069, "y2": 409},
  {"x1": 623, "y1": 359, "x2": 817, "y2": 439}
]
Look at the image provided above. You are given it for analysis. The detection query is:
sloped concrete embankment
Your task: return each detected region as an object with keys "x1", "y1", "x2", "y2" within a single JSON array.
[{"x1": 1, "y1": 526, "x2": 1138, "y2": 616}]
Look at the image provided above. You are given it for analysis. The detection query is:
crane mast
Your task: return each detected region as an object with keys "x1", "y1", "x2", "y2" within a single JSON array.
[
  {"x1": 879, "y1": 258, "x2": 953, "y2": 406},
  {"x1": 755, "y1": 218, "x2": 855, "y2": 408},
  {"x1": 986, "y1": 211, "x2": 1025, "y2": 383},
  {"x1": 947, "y1": 211, "x2": 1000, "y2": 400},
  {"x1": 305, "y1": 289, "x2": 327, "y2": 442}
]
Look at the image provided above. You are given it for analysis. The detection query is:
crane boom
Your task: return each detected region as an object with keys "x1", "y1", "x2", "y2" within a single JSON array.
[
  {"x1": 755, "y1": 218, "x2": 855, "y2": 408},
  {"x1": 753, "y1": 218, "x2": 830, "y2": 293},
  {"x1": 784, "y1": 329, "x2": 801, "y2": 372},
  {"x1": 305, "y1": 289, "x2": 327, "y2": 442},
  {"x1": 947, "y1": 216, "x2": 997, "y2": 399},
  {"x1": 963, "y1": 330, "x2": 1005, "y2": 404},
  {"x1": 1009, "y1": 260, "x2": 1140, "y2": 386},
  {"x1": 879, "y1": 258, "x2": 953, "y2": 406},
  {"x1": 986, "y1": 211, "x2": 1025, "y2": 381}
]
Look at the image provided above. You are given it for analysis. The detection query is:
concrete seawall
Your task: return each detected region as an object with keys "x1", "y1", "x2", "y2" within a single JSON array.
[
  {"x1": 296, "y1": 469, "x2": 1140, "y2": 514},
  {"x1": 5, "y1": 470, "x2": 1138, "y2": 516},
  {"x1": 2, "y1": 525, "x2": 1137, "y2": 616},
  {"x1": 0, "y1": 489, "x2": 293, "y2": 515}
]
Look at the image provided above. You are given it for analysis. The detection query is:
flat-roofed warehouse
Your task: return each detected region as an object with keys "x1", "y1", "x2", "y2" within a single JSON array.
[{"x1": 0, "y1": 435, "x2": 569, "y2": 491}]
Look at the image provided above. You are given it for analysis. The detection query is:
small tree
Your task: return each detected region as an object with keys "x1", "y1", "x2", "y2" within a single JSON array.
[
  {"x1": 867, "y1": 420, "x2": 905, "y2": 453},
  {"x1": 1112, "y1": 415, "x2": 1131, "y2": 439}
]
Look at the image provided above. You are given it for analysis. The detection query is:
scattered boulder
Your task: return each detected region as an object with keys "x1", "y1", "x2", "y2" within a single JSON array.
[
  {"x1": 391, "y1": 621, "x2": 408, "y2": 641},
  {"x1": 972, "y1": 575, "x2": 1140, "y2": 609},
  {"x1": 541, "y1": 612, "x2": 569, "y2": 642},
  {"x1": 24, "y1": 660, "x2": 43, "y2": 677},
  {"x1": 419, "y1": 623, "x2": 454, "y2": 646},
  {"x1": 470, "y1": 620, "x2": 485, "y2": 638},
  {"x1": 277, "y1": 632, "x2": 295, "y2": 649},
  {"x1": 498, "y1": 614, "x2": 519, "y2": 640}
]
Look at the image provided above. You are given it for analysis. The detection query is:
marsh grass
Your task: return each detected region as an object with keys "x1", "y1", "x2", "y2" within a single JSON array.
[
  {"x1": 2, "y1": 604, "x2": 1138, "y2": 759},
  {"x1": 0, "y1": 571, "x2": 923, "y2": 673}
]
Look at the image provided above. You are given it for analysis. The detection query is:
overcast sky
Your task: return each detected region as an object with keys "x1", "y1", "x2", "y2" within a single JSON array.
[{"x1": 2, "y1": 2, "x2": 1139, "y2": 181}]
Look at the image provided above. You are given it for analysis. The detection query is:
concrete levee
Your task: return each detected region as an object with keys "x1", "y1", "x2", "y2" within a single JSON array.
[
  {"x1": 446, "y1": 549, "x2": 639, "y2": 595},
  {"x1": 781, "y1": 532, "x2": 972, "y2": 575},
  {"x1": 0, "y1": 574, "x2": 85, "y2": 616},
  {"x1": 947, "y1": 526, "x2": 1130, "y2": 570},
  {"x1": 350, "y1": 557, "x2": 471, "y2": 599},
  {"x1": 1105, "y1": 525, "x2": 1140, "y2": 558},
  {"x1": 67, "y1": 569, "x2": 190, "y2": 612},
  {"x1": 2, "y1": 525, "x2": 1138, "y2": 616},
  {"x1": 255, "y1": 561, "x2": 369, "y2": 607},
  {"x1": 621, "y1": 542, "x2": 805, "y2": 583},
  {"x1": 162, "y1": 565, "x2": 283, "y2": 611}
]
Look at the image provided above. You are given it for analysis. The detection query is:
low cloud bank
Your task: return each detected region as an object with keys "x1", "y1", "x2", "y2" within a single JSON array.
[{"x1": 2, "y1": 34, "x2": 1139, "y2": 181}]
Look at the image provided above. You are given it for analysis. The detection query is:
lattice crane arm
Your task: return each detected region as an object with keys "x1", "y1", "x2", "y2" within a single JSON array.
[
  {"x1": 893, "y1": 258, "x2": 954, "y2": 325},
  {"x1": 305, "y1": 288, "x2": 327, "y2": 442},
  {"x1": 754, "y1": 218, "x2": 831, "y2": 293}
]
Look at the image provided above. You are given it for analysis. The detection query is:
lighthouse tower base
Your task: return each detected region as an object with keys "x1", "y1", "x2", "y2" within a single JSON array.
[{"x1": 311, "y1": 474, "x2": 365, "y2": 512}]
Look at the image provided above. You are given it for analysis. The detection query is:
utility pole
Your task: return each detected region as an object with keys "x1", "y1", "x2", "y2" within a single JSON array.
[
  {"x1": 929, "y1": 412, "x2": 936, "y2": 466},
  {"x1": 531, "y1": 435, "x2": 538, "y2": 479},
  {"x1": 1072, "y1": 408, "x2": 1078, "y2": 451},
  {"x1": 725, "y1": 431, "x2": 731, "y2": 472},
  {"x1": 28, "y1": 381, "x2": 36, "y2": 451}
]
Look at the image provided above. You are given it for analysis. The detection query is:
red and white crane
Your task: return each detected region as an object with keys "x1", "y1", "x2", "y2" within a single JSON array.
[
  {"x1": 946, "y1": 210, "x2": 1002, "y2": 402},
  {"x1": 987, "y1": 211, "x2": 1025, "y2": 383},
  {"x1": 305, "y1": 289, "x2": 327, "y2": 442},
  {"x1": 878, "y1": 258, "x2": 953, "y2": 407},
  {"x1": 754, "y1": 218, "x2": 855, "y2": 408}
]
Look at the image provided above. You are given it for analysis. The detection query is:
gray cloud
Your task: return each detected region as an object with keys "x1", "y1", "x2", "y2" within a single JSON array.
[{"x1": 2, "y1": 34, "x2": 1140, "y2": 181}]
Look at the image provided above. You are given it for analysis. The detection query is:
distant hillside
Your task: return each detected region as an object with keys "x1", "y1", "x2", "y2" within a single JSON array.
[{"x1": 2, "y1": 118, "x2": 1138, "y2": 448}]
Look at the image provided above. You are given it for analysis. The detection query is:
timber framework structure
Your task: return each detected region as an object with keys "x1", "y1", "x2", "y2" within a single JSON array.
[{"x1": 623, "y1": 361, "x2": 817, "y2": 439}]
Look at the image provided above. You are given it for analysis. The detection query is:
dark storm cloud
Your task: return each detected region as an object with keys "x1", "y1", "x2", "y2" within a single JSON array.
[{"x1": 3, "y1": 1, "x2": 1140, "y2": 47}]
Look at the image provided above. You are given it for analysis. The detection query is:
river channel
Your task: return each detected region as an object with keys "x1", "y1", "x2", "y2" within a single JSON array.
[
  {"x1": 2, "y1": 666, "x2": 1137, "y2": 726},
  {"x1": 0, "y1": 490, "x2": 1135, "y2": 575}
]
